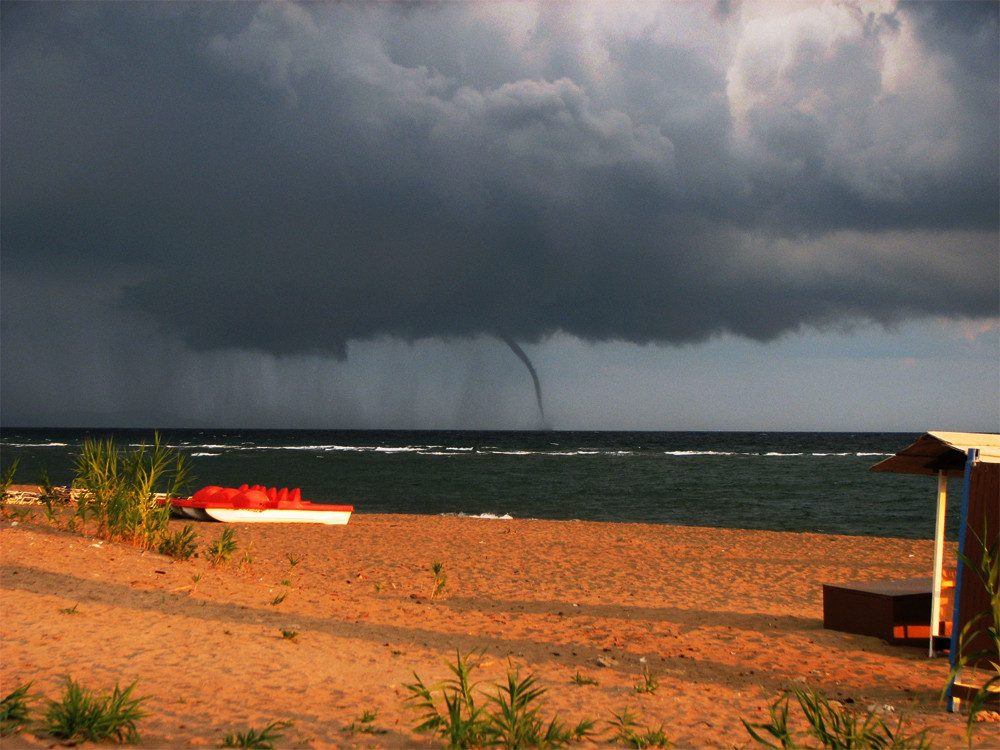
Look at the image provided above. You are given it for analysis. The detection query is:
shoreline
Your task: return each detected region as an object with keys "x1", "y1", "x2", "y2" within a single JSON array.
[
  {"x1": 2, "y1": 485, "x2": 944, "y2": 542},
  {"x1": 0, "y1": 511, "x2": 987, "y2": 748}
]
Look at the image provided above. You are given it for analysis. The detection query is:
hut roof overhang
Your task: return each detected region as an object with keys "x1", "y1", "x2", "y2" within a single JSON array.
[{"x1": 869, "y1": 431, "x2": 1000, "y2": 477}]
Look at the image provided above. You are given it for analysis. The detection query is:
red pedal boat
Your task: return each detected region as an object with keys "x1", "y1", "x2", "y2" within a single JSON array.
[{"x1": 164, "y1": 485, "x2": 353, "y2": 525}]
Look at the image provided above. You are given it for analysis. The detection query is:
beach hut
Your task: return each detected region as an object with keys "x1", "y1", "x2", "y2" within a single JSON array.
[{"x1": 869, "y1": 431, "x2": 1000, "y2": 711}]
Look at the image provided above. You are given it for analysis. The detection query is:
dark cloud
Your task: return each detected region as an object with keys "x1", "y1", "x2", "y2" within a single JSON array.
[{"x1": 2, "y1": 0, "x2": 997, "y2": 365}]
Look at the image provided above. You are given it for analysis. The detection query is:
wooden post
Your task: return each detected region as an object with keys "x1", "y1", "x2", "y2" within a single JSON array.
[
  {"x1": 929, "y1": 470, "x2": 947, "y2": 657},
  {"x1": 947, "y1": 448, "x2": 977, "y2": 713}
]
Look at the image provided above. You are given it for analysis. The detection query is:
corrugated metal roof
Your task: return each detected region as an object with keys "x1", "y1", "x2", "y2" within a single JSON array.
[{"x1": 870, "y1": 431, "x2": 1000, "y2": 477}]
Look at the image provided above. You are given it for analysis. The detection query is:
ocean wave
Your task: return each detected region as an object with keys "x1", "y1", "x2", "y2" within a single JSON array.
[
  {"x1": 664, "y1": 450, "x2": 737, "y2": 456},
  {"x1": 1, "y1": 442, "x2": 69, "y2": 448},
  {"x1": 442, "y1": 512, "x2": 514, "y2": 520}
]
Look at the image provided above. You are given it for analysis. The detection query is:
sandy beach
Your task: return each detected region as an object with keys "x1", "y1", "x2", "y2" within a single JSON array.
[{"x1": 1, "y1": 507, "x2": 993, "y2": 749}]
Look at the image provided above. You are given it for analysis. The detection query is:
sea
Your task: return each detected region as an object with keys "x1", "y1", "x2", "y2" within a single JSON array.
[{"x1": 0, "y1": 429, "x2": 957, "y2": 540}]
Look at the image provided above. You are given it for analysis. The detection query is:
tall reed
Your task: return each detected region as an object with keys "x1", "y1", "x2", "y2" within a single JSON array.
[
  {"x1": 944, "y1": 517, "x2": 999, "y2": 745},
  {"x1": 74, "y1": 434, "x2": 191, "y2": 549}
]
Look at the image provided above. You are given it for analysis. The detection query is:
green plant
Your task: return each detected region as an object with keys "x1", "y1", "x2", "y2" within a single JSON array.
[
  {"x1": 158, "y1": 524, "x2": 199, "y2": 560},
  {"x1": 44, "y1": 676, "x2": 148, "y2": 744},
  {"x1": 59, "y1": 602, "x2": 80, "y2": 615},
  {"x1": 609, "y1": 706, "x2": 672, "y2": 749},
  {"x1": 73, "y1": 434, "x2": 191, "y2": 548},
  {"x1": 0, "y1": 461, "x2": 31, "y2": 523},
  {"x1": 285, "y1": 552, "x2": 300, "y2": 568},
  {"x1": 345, "y1": 710, "x2": 387, "y2": 735},
  {"x1": 405, "y1": 649, "x2": 491, "y2": 748},
  {"x1": 572, "y1": 672, "x2": 598, "y2": 686},
  {"x1": 207, "y1": 528, "x2": 238, "y2": 567},
  {"x1": 1, "y1": 459, "x2": 20, "y2": 507},
  {"x1": 488, "y1": 664, "x2": 594, "y2": 748},
  {"x1": 634, "y1": 666, "x2": 659, "y2": 694},
  {"x1": 405, "y1": 649, "x2": 595, "y2": 749},
  {"x1": 431, "y1": 560, "x2": 448, "y2": 598},
  {"x1": 608, "y1": 706, "x2": 670, "y2": 749},
  {"x1": 8, "y1": 506, "x2": 33, "y2": 523},
  {"x1": 220, "y1": 720, "x2": 292, "y2": 749},
  {"x1": 1, "y1": 682, "x2": 37, "y2": 736},
  {"x1": 270, "y1": 592, "x2": 287, "y2": 606},
  {"x1": 743, "y1": 685, "x2": 932, "y2": 749},
  {"x1": 281, "y1": 629, "x2": 298, "y2": 642},
  {"x1": 943, "y1": 519, "x2": 1000, "y2": 746},
  {"x1": 38, "y1": 469, "x2": 60, "y2": 523},
  {"x1": 238, "y1": 545, "x2": 255, "y2": 570}
]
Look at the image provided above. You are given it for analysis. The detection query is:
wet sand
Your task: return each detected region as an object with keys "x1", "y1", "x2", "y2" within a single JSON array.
[{"x1": 0, "y1": 508, "x2": 989, "y2": 748}]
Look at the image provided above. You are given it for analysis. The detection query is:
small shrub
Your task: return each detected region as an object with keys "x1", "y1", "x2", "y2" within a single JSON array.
[
  {"x1": 609, "y1": 706, "x2": 672, "y2": 749},
  {"x1": 44, "y1": 676, "x2": 148, "y2": 744},
  {"x1": 633, "y1": 666, "x2": 659, "y2": 694},
  {"x1": 158, "y1": 524, "x2": 199, "y2": 560},
  {"x1": 207, "y1": 528, "x2": 238, "y2": 567},
  {"x1": 1, "y1": 459, "x2": 20, "y2": 507},
  {"x1": 743, "y1": 685, "x2": 932, "y2": 749},
  {"x1": 280, "y1": 629, "x2": 298, "y2": 642},
  {"x1": 59, "y1": 603, "x2": 80, "y2": 615},
  {"x1": 1, "y1": 682, "x2": 37, "y2": 736},
  {"x1": 8, "y1": 506, "x2": 33, "y2": 523},
  {"x1": 345, "y1": 710, "x2": 387, "y2": 735},
  {"x1": 572, "y1": 672, "x2": 598, "y2": 686},
  {"x1": 73, "y1": 434, "x2": 191, "y2": 548},
  {"x1": 431, "y1": 560, "x2": 448, "y2": 598},
  {"x1": 943, "y1": 518, "x2": 999, "y2": 746},
  {"x1": 488, "y1": 664, "x2": 594, "y2": 748},
  {"x1": 270, "y1": 592, "x2": 287, "y2": 606},
  {"x1": 405, "y1": 649, "x2": 595, "y2": 749},
  {"x1": 405, "y1": 648, "x2": 490, "y2": 748},
  {"x1": 220, "y1": 720, "x2": 292, "y2": 749},
  {"x1": 39, "y1": 470, "x2": 60, "y2": 523}
]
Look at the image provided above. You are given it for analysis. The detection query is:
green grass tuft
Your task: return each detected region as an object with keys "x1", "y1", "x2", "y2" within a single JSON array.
[
  {"x1": 743, "y1": 685, "x2": 932, "y2": 749},
  {"x1": 207, "y1": 527, "x2": 238, "y2": 567},
  {"x1": 345, "y1": 710, "x2": 387, "y2": 735},
  {"x1": 431, "y1": 560, "x2": 448, "y2": 598},
  {"x1": 220, "y1": 720, "x2": 292, "y2": 749},
  {"x1": 609, "y1": 706, "x2": 672, "y2": 749},
  {"x1": 159, "y1": 523, "x2": 199, "y2": 559},
  {"x1": 44, "y1": 676, "x2": 148, "y2": 744},
  {"x1": 1, "y1": 682, "x2": 37, "y2": 736},
  {"x1": 633, "y1": 666, "x2": 659, "y2": 695},
  {"x1": 405, "y1": 649, "x2": 595, "y2": 748}
]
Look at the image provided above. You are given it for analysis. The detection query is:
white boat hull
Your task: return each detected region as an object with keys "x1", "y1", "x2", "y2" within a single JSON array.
[{"x1": 202, "y1": 507, "x2": 352, "y2": 525}]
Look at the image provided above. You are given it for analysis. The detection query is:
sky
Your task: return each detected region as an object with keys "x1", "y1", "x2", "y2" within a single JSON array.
[{"x1": 1, "y1": 0, "x2": 997, "y2": 432}]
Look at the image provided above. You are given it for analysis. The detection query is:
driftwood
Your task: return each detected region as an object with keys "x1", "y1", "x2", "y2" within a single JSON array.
[{"x1": 2, "y1": 484, "x2": 81, "y2": 505}]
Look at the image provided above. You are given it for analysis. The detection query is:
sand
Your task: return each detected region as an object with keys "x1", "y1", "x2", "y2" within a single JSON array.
[{"x1": 1, "y1": 506, "x2": 994, "y2": 749}]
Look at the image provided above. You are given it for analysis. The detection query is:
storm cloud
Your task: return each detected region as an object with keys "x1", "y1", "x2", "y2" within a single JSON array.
[{"x1": 1, "y1": 1, "x2": 997, "y2": 428}]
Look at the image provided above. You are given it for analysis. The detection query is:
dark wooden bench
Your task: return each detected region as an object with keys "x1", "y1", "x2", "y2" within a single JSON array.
[{"x1": 822, "y1": 577, "x2": 946, "y2": 646}]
